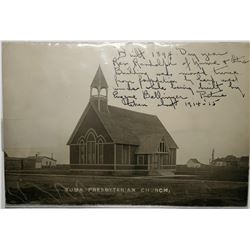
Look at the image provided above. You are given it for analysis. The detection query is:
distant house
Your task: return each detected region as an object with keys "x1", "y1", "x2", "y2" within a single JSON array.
[
  {"x1": 212, "y1": 155, "x2": 238, "y2": 167},
  {"x1": 186, "y1": 158, "x2": 202, "y2": 168},
  {"x1": 67, "y1": 66, "x2": 178, "y2": 170},
  {"x1": 25, "y1": 156, "x2": 57, "y2": 169},
  {"x1": 5, "y1": 154, "x2": 57, "y2": 170},
  {"x1": 212, "y1": 159, "x2": 227, "y2": 167}
]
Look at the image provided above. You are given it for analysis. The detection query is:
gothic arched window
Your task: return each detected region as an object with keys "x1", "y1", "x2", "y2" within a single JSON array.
[
  {"x1": 80, "y1": 129, "x2": 106, "y2": 165},
  {"x1": 100, "y1": 88, "x2": 107, "y2": 97},
  {"x1": 92, "y1": 88, "x2": 98, "y2": 96},
  {"x1": 159, "y1": 138, "x2": 167, "y2": 152},
  {"x1": 86, "y1": 131, "x2": 96, "y2": 164},
  {"x1": 78, "y1": 138, "x2": 85, "y2": 164},
  {"x1": 97, "y1": 138, "x2": 104, "y2": 164}
]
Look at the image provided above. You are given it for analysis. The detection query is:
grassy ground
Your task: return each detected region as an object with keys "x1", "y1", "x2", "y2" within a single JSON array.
[{"x1": 5, "y1": 172, "x2": 248, "y2": 207}]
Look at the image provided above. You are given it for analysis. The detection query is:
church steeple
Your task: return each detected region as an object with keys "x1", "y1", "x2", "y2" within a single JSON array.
[{"x1": 90, "y1": 66, "x2": 109, "y2": 112}]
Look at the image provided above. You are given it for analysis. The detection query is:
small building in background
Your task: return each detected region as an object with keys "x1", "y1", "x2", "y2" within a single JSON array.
[
  {"x1": 5, "y1": 154, "x2": 57, "y2": 170},
  {"x1": 212, "y1": 155, "x2": 238, "y2": 167},
  {"x1": 24, "y1": 156, "x2": 57, "y2": 169},
  {"x1": 186, "y1": 158, "x2": 202, "y2": 168},
  {"x1": 212, "y1": 158, "x2": 227, "y2": 167}
]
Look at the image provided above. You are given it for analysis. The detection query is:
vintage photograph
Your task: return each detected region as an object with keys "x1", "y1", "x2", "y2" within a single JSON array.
[{"x1": 2, "y1": 42, "x2": 249, "y2": 207}]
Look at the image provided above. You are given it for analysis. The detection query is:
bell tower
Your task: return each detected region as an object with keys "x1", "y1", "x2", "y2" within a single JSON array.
[{"x1": 90, "y1": 66, "x2": 109, "y2": 112}]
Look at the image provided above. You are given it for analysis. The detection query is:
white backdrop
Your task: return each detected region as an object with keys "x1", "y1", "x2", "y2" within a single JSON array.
[{"x1": 0, "y1": 0, "x2": 250, "y2": 250}]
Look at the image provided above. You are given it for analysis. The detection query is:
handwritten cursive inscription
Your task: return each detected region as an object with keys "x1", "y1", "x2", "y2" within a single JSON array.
[{"x1": 112, "y1": 46, "x2": 249, "y2": 109}]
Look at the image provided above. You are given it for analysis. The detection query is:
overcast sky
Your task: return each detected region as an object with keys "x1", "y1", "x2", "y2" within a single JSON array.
[{"x1": 2, "y1": 42, "x2": 249, "y2": 164}]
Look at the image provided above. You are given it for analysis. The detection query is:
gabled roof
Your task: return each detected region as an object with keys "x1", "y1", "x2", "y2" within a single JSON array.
[
  {"x1": 27, "y1": 156, "x2": 56, "y2": 162},
  {"x1": 67, "y1": 101, "x2": 178, "y2": 151},
  {"x1": 135, "y1": 134, "x2": 163, "y2": 154},
  {"x1": 135, "y1": 133, "x2": 177, "y2": 154},
  {"x1": 189, "y1": 158, "x2": 200, "y2": 163},
  {"x1": 91, "y1": 66, "x2": 108, "y2": 89}
]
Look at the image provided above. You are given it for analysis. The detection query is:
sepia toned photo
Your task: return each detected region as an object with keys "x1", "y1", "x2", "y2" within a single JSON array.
[{"x1": 2, "y1": 42, "x2": 249, "y2": 207}]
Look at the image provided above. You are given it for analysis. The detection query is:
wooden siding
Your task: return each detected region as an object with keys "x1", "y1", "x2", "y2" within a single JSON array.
[
  {"x1": 70, "y1": 143, "x2": 114, "y2": 164},
  {"x1": 70, "y1": 145, "x2": 79, "y2": 164},
  {"x1": 169, "y1": 148, "x2": 176, "y2": 165},
  {"x1": 103, "y1": 144, "x2": 114, "y2": 164}
]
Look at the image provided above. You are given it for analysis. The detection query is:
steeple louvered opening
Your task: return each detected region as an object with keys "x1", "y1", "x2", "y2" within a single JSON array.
[{"x1": 90, "y1": 66, "x2": 109, "y2": 112}]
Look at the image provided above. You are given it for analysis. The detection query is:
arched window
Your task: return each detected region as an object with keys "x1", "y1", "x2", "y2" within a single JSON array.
[
  {"x1": 79, "y1": 129, "x2": 106, "y2": 165},
  {"x1": 92, "y1": 88, "x2": 98, "y2": 96},
  {"x1": 159, "y1": 138, "x2": 167, "y2": 152},
  {"x1": 100, "y1": 88, "x2": 107, "y2": 97},
  {"x1": 86, "y1": 131, "x2": 96, "y2": 164},
  {"x1": 97, "y1": 138, "x2": 104, "y2": 164},
  {"x1": 78, "y1": 138, "x2": 85, "y2": 164}
]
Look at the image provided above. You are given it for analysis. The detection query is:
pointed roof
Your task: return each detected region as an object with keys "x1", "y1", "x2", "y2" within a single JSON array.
[
  {"x1": 189, "y1": 158, "x2": 200, "y2": 163},
  {"x1": 27, "y1": 156, "x2": 56, "y2": 161},
  {"x1": 67, "y1": 66, "x2": 178, "y2": 151},
  {"x1": 67, "y1": 101, "x2": 178, "y2": 151},
  {"x1": 91, "y1": 66, "x2": 108, "y2": 89}
]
